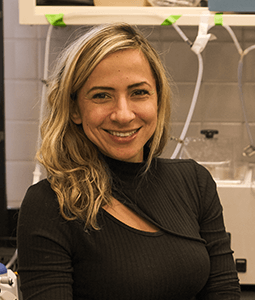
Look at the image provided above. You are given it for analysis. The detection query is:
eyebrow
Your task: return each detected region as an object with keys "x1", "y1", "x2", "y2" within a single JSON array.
[{"x1": 86, "y1": 81, "x2": 152, "y2": 94}]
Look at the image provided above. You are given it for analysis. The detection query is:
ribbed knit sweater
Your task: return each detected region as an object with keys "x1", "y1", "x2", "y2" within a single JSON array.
[{"x1": 17, "y1": 157, "x2": 240, "y2": 300}]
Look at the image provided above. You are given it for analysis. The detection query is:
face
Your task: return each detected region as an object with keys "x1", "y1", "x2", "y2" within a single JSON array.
[{"x1": 72, "y1": 49, "x2": 158, "y2": 163}]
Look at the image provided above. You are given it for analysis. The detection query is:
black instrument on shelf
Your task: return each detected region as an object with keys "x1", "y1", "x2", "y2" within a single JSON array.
[{"x1": 37, "y1": 0, "x2": 94, "y2": 5}]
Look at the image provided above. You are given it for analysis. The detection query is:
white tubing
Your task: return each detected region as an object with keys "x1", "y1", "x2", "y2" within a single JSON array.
[
  {"x1": 238, "y1": 55, "x2": 255, "y2": 147},
  {"x1": 207, "y1": 24, "x2": 255, "y2": 151},
  {"x1": 243, "y1": 44, "x2": 255, "y2": 57},
  {"x1": 32, "y1": 25, "x2": 53, "y2": 185},
  {"x1": 170, "y1": 23, "x2": 204, "y2": 159},
  {"x1": 223, "y1": 25, "x2": 255, "y2": 147},
  {"x1": 171, "y1": 52, "x2": 203, "y2": 159},
  {"x1": 5, "y1": 249, "x2": 18, "y2": 269},
  {"x1": 223, "y1": 25, "x2": 243, "y2": 55},
  {"x1": 172, "y1": 22, "x2": 192, "y2": 46},
  {"x1": 208, "y1": 24, "x2": 243, "y2": 55}
]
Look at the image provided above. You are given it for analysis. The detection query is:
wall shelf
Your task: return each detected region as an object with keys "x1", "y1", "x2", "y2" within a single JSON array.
[{"x1": 19, "y1": 0, "x2": 255, "y2": 26}]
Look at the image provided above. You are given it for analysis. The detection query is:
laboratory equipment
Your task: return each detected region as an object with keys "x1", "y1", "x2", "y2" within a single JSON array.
[
  {"x1": 37, "y1": 0, "x2": 94, "y2": 5},
  {"x1": 179, "y1": 130, "x2": 248, "y2": 182},
  {"x1": 179, "y1": 130, "x2": 255, "y2": 284},
  {"x1": 148, "y1": 0, "x2": 201, "y2": 6},
  {"x1": 0, "y1": 263, "x2": 20, "y2": 300},
  {"x1": 208, "y1": 0, "x2": 255, "y2": 12},
  {"x1": 94, "y1": 0, "x2": 147, "y2": 5}
]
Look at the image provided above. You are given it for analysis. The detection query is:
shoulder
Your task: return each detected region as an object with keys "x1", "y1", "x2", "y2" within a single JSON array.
[
  {"x1": 18, "y1": 180, "x2": 75, "y2": 274},
  {"x1": 19, "y1": 179, "x2": 59, "y2": 222},
  {"x1": 154, "y1": 158, "x2": 211, "y2": 180},
  {"x1": 25, "y1": 178, "x2": 55, "y2": 199},
  {"x1": 18, "y1": 179, "x2": 76, "y2": 247},
  {"x1": 153, "y1": 158, "x2": 217, "y2": 202}
]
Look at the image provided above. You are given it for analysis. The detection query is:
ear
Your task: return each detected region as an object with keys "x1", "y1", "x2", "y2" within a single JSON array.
[{"x1": 71, "y1": 105, "x2": 82, "y2": 125}]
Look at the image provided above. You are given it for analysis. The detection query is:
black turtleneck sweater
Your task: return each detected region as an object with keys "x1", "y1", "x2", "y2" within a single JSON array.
[{"x1": 17, "y1": 157, "x2": 240, "y2": 300}]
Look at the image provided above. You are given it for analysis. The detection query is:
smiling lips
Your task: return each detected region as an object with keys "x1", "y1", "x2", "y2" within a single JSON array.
[{"x1": 107, "y1": 128, "x2": 140, "y2": 137}]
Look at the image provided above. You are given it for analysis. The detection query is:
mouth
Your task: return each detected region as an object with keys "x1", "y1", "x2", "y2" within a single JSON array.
[{"x1": 106, "y1": 128, "x2": 140, "y2": 137}]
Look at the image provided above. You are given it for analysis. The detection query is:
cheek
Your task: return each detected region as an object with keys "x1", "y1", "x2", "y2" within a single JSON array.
[
  {"x1": 148, "y1": 104, "x2": 158, "y2": 135},
  {"x1": 80, "y1": 105, "x2": 108, "y2": 133},
  {"x1": 140, "y1": 102, "x2": 158, "y2": 126}
]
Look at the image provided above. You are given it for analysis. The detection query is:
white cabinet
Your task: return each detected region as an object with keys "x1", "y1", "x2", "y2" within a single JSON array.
[{"x1": 217, "y1": 171, "x2": 255, "y2": 285}]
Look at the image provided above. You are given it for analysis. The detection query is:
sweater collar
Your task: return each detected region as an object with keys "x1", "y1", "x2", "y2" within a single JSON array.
[{"x1": 100, "y1": 146, "x2": 151, "y2": 182}]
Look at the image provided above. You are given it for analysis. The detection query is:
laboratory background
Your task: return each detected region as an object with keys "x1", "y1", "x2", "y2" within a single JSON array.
[{"x1": 1, "y1": 0, "x2": 255, "y2": 299}]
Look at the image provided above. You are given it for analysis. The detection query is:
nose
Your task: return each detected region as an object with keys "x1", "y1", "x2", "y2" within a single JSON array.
[{"x1": 110, "y1": 96, "x2": 136, "y2": 124}]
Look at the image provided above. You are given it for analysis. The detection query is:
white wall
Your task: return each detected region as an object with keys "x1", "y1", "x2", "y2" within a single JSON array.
[{"x1": 4, "y1": 0, "x2": 255, "y2": 208}]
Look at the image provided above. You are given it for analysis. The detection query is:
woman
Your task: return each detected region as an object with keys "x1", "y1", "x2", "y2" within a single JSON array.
[{"x1": 17, "y1": 23, "x2": 240, "y2": 299}]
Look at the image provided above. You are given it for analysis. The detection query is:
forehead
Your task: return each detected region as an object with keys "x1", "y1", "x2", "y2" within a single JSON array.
[
  {"x1": 98, "y1": 48, "x2": 149, "y2": 66},
  {"x1": 85, "y1": 49, "x2": 155, "y2": 86}
]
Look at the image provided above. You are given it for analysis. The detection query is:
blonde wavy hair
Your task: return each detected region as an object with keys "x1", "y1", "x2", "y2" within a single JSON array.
[{"x1": 37, "y1": 23, "x2": 171, "y2": 230}]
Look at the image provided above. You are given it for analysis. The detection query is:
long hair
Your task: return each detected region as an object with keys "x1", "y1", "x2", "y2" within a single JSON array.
[{"x1": 37, "y1": 23, "x2": 171, "y2": 230}]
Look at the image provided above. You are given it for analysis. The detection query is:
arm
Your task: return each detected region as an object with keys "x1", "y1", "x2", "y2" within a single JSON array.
[
  {"x1": 195, "y1": 163, "x2": 241, "y2": 299},
  {"x1": 17, "y1": 180, "x2": 74, "y2": 300}
]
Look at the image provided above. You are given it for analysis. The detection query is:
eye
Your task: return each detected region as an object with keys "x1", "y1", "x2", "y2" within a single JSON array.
[
  {"x1": 132, "y1": 89, "x2": 150, "y2": 97},
  {"x1": 92, "y1": 92, "x2": 110, "y2": 99}
]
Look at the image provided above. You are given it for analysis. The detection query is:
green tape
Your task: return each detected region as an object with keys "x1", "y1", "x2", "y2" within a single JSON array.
[
  {"x1": 214, "y1": 13, "x2": 223, "y2": 26},
  {"x1": 45, "y1": 13, "x2": 66, "y2": 27},
  {"x1": 161, "y1": 15, "x2": 182, "y2": 26}
]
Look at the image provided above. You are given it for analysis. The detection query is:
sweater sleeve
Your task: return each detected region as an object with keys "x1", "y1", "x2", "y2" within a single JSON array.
[
  {"x1": 194, "y1": 162, "x2": 241, "y2": 300},
  {"x1": 17, "y1": 180, "x2": 74, "y2": 300}
]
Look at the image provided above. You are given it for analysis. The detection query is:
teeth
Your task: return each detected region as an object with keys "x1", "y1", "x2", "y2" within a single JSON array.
[{"x1": 108, "y1": 129, "x2": 138, "y2": 137}]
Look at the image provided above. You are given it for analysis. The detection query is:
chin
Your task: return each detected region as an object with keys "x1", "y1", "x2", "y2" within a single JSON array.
[{"x1": 114, "y1": 153, "x2": 143, "y2": 163}]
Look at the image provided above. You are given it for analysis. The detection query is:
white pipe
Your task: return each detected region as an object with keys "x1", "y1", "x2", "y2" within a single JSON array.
[
  {"x1": 171, "y1": 52, "x2": 203, "y2": 159},
  {"x1": 238, "y1": 56, "x2": 255, "y2": 147},
  {"x1": 207, "y1": 25, "x2": 255, "y2": 151},
  {"x1": 33, "y1": 25, "x2": 53, "y2": 185},
  {"x1": 223, "y1": 25, "x2": 255, "y2": 147},
  {"x1": 5, "y1": 249, "x2": 18, "y2": 269},
  {"x1": 223, "y1": 25, "x2": 243, "y2": 55},
  {"x1": 208, "y1": 24, "x2": 243, "y2": 56},
  {"x1": 170, "y1": 24, "x2": 204, "y2": 159},
  {"x1": 172, "y1": 22, "x2": 193, "y2": 46},
  {"x1": 243, "y1": 44, "x2": 255, "y2": 56}
]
